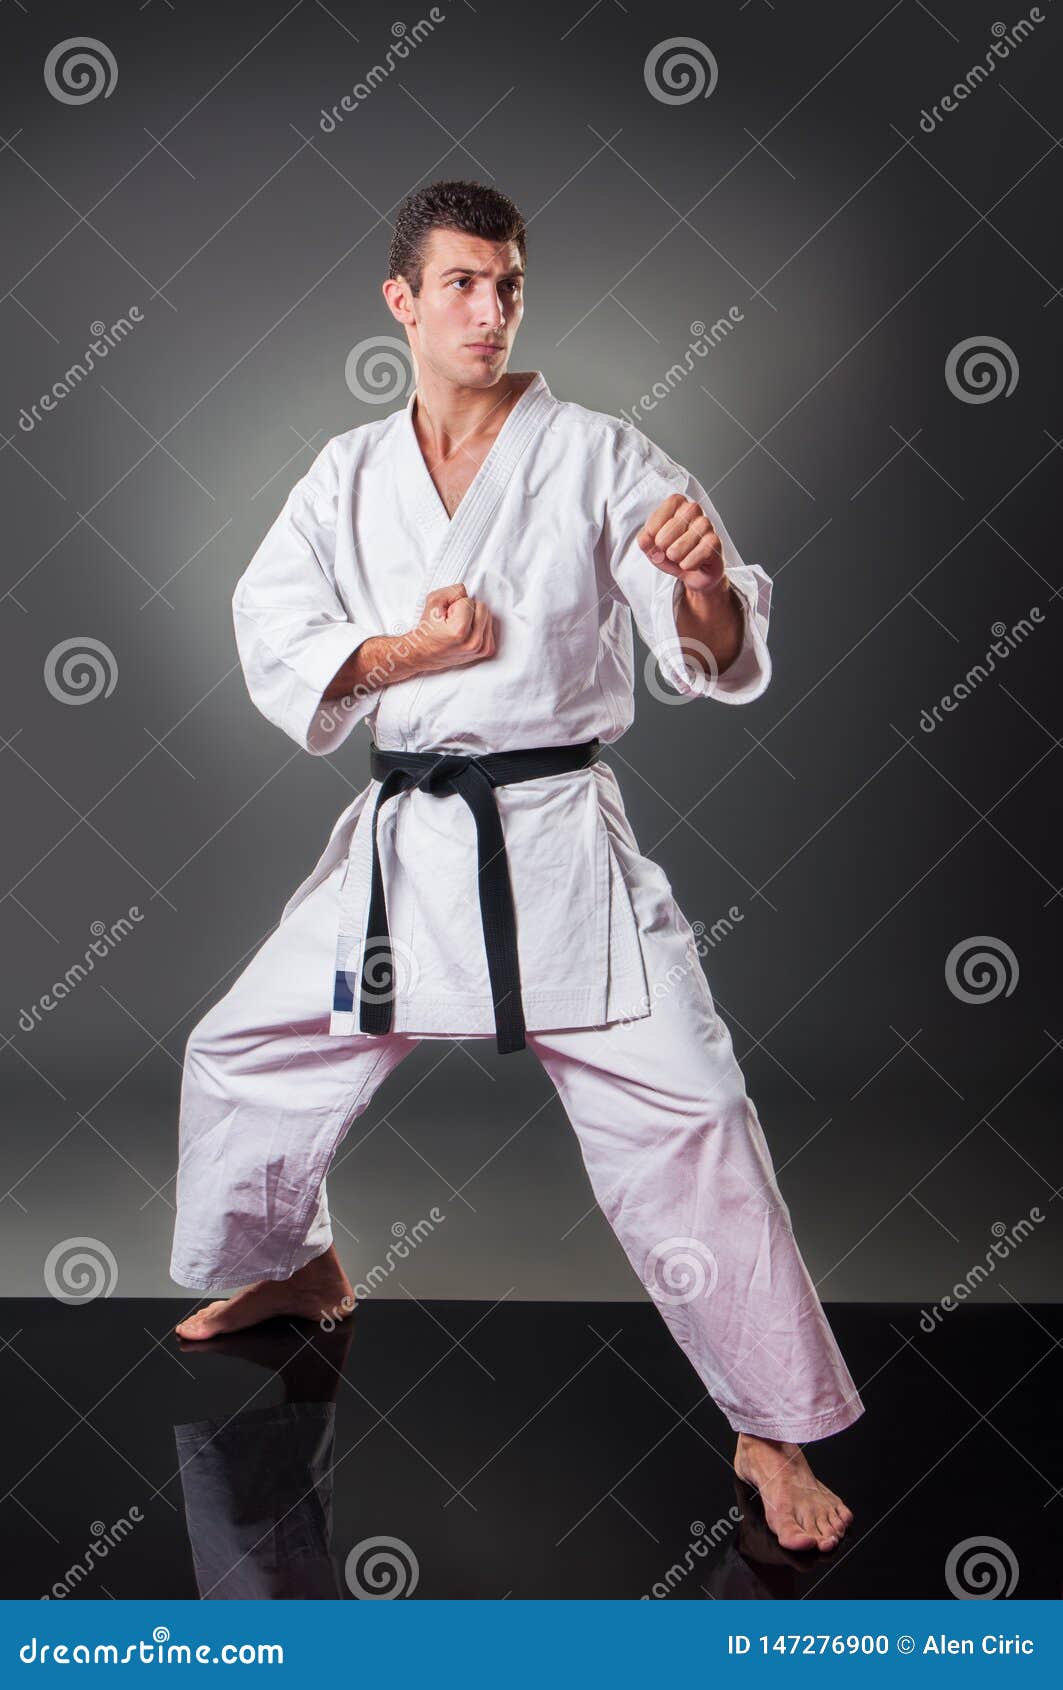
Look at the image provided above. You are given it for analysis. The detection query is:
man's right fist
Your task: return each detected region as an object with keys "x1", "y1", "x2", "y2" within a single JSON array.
[{"x1": 413, "y1": 584, "x2": 496, "y2": 674}]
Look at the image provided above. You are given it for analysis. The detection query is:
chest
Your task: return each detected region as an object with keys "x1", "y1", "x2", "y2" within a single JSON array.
[
  {"x1": 338, "y1": 421, "x2": 608, "y2": 634},
  {"x1": 421, "y1": 439, "x2": 494, "y2": 518}
]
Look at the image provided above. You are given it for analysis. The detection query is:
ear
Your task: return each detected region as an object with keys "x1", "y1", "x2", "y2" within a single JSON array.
[{"x1": 381, "y1": 276, "x2": 415, "y2": 327}]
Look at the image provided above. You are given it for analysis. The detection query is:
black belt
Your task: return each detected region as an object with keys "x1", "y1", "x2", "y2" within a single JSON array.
[{"x1": 349, "y1": 737, "x2": 604, "y2": 1054}]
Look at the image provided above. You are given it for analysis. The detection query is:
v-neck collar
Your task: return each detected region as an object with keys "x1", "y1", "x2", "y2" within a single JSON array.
[{"x1": 400, "y1": 370, "x2": 551, "y2": 531}]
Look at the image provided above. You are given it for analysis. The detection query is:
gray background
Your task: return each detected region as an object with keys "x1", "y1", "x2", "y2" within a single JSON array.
[{"x1": 1, "y1": 0, "x2": 1059, "y2": 1304}]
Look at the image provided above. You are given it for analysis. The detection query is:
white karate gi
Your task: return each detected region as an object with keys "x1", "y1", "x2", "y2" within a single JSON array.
[{"x1": 170, "y1": 371, "x2": 865, "y2": 1443}]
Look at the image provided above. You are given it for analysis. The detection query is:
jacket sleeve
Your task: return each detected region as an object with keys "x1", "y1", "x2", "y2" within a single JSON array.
[
  {"x1": 603, "y1": 427, "x2": 773, "y2": 705},
  {"x1": 232, "y1": 443, "x2": 385, "y2": 755}
]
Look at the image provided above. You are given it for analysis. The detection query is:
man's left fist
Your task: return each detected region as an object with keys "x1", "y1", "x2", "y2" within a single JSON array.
[{"x1": 637, "y1": 494, "x2": 726, "y2": 594}]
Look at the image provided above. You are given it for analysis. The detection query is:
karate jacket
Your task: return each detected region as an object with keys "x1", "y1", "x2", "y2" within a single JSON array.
[{"x1": 232, "y1": 370, "x2": 774, "y2": 1037}]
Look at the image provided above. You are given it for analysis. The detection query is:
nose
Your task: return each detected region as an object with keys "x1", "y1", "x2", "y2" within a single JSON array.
[{"x1": 477, "y1": 284, "x2": 507, "y2": 332}]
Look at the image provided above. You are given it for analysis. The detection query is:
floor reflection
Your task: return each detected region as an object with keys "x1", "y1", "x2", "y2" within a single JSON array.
[
  {"x1": 169, "y1": 1320, "x2": 845, "y2": 1601},
  {"x1": 172, "y1": 1324, "x2": 353, "y2": 1600},
  {"x1": 3, "y1": 1300, "x2": 1056, "y2": 1598}
]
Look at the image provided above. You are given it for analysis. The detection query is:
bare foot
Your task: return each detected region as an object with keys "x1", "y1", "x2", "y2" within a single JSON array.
[
  {"x1": 734, "y1": 1433, "x2": 854, "y2": 1554},
  {"x1": 174, "y1": 1244, "x2": 355, "y2": 1341}
]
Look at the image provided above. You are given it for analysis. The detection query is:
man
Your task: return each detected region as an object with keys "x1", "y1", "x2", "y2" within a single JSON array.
[{"x1": 170, "y1": 180, "x2": 862, "y2": 1555}]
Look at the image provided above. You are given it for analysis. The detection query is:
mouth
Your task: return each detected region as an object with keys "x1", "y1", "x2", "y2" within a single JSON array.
[{"x1": 465, "y1": 343, "x2": 504, "y2": 354}]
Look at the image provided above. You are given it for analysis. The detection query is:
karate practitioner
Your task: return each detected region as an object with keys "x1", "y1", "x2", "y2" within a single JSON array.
[{"x1": 170, "y1": 180, "x2": 862, "y2": 1553}]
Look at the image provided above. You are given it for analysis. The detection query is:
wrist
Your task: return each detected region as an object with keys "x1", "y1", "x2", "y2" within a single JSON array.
[
  {"x1": 680, "y1": 574, "x2": 739, "y2": 617},
  {"x1": 674, "y1": 574, "x2": 745, "y2": 674},
  {"x1": 383, "y1": 629, "x2": 426, "y2": 684}
]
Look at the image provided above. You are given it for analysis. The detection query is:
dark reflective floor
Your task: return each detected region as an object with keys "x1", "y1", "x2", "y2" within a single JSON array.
[{"x1": 2, "y1": 1300, "x2": 1059, "y2": 1599}]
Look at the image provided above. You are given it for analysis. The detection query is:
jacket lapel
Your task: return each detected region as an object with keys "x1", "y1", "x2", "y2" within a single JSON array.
[{"x1": 397, "y1": 372, "x2": 555, "y2": 589}]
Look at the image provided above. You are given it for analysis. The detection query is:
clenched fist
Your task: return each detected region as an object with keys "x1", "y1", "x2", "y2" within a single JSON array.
[
  {"x1": 414, "y1": 583, "x2": 497, "y2": 674},
  {"x1": 637, "y1": 494, "x2": 727, "y2": 594}
]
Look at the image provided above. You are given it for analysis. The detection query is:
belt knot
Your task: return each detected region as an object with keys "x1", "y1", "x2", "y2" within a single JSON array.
[{"x1": 413, "y1": 752, "x2": 479, "y2": 795}]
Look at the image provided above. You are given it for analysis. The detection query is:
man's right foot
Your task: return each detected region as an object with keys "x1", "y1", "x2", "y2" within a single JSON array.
[{"x1": 174, "y1": 1245, "x2": 355, "y2": 1341}]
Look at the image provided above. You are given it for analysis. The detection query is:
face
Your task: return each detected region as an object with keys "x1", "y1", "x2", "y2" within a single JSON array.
[{"x1": 385, "y1": 228, "x2": 525, "y2": 389}]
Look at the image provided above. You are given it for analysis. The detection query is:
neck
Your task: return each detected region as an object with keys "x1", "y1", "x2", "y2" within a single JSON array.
[{"x1": 411, "y1": 367, "x2": 532, "y2": 461}]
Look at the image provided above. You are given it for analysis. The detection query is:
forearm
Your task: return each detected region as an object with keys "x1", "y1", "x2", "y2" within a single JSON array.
[
  {"x1": 321, "y1": 631, "x2": 425, "y2": 702},
  {"x1": 674, "y1": 578, "x2": 746, "y2": 677},
  {"x1": 321, "y1": 587, "x2": 492, "y2": 705}
]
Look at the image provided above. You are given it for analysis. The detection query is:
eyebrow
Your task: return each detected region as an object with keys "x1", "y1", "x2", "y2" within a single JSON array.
[{"x1": 438, "y1": 265, "x2": 525, "y2": 280}]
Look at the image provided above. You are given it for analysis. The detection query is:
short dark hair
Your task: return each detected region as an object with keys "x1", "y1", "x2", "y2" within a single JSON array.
[{"x1": 387, "y1": 179, "x2": 527, "y2": 296}]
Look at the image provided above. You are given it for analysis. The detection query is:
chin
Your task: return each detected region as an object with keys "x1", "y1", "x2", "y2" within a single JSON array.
[{"x1": 461, "y1": 360, "x2": 508, "y2": 385}]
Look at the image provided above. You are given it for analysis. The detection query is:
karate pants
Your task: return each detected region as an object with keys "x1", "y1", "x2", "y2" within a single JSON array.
[{"x1": 170, "y1": 858, "x2": 865, "y2": 1444}]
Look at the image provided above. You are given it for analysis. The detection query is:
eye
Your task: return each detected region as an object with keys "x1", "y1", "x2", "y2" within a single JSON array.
[{"x1": 449, "y1": 277, "x2": 523, "y2": 292}]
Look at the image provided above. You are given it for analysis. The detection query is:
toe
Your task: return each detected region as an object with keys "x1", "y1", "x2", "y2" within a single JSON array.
[
  {"x1": 814, "y1": 1511, "x2": 839, "y2": 1550},
  {"x1": 775, "y1": 1513, "x2": 817, "y2": 1552},
  {"x1": 174, "y1": 1301, "x2": 222, "y2": 1337}
]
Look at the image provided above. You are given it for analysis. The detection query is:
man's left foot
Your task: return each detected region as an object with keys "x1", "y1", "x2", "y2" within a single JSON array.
[
  {"x1": 734, "y1": 1433, "x2": 853, "y2": 1553},
  {"x1": 173, "y1": 1245, "x2": 355, "y2": 1341}
]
